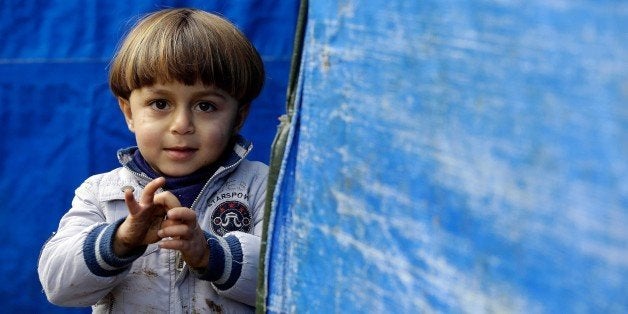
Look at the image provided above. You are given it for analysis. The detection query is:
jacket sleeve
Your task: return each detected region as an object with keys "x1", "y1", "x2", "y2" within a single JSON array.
[
  {"x1": 193, "y1": 163, "x2": 267, "y2": 306},
  {"x1": 38, "y1": 177, "x2": 139, "y2": 306},
  {"x1": 193, "y1": 231, "x2": 261, "y2": 306}
]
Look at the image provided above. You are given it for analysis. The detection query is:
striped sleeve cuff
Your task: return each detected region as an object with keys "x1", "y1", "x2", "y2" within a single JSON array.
[
  {"x1": 194, "y1": 232, "x2": 243, "y2": 291},
  {"x1": 83, "y1": 219, "x2": 146, "y2": 277}
]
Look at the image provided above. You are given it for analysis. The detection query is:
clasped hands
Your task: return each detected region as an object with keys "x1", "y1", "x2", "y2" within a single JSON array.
[{"x1": 114, "y1": 177, "x2": 209, "y2": 270}]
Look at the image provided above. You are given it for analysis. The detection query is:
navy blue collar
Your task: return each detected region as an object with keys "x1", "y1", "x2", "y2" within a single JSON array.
[{"x1": 118, "y1": 135, "x2": 252, "y2": 207}]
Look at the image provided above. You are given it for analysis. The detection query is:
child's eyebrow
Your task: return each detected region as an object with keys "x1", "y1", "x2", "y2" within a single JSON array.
[
  {"x1": 143, "y1": 87, "x2": 173, "y2": 96},
  {"x1": 191, "y1": 90, "x2": 228, "y2": 100}
]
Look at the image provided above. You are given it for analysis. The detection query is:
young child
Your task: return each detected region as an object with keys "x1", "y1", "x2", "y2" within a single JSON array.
[{"x1": 38, "y1": 8, "x2": 267, "y2": 312}]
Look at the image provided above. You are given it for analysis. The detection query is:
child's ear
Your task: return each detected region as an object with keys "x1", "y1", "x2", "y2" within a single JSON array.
[
  {"x1": 235, "y1": 103, "x2": 251, "y2": 132},
  {"x1": 118, "y1": 97, "x2": 135, "y2": 132}
]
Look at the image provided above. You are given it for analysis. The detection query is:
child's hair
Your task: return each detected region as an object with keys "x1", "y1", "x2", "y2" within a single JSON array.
[{"x1": 109, "y1": 8, "x2": 265, "y2": 106}]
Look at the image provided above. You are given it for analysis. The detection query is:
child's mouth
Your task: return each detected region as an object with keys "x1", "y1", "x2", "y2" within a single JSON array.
[{"x1": 165, "y1": 147, "x2": 197, "y2": 160}]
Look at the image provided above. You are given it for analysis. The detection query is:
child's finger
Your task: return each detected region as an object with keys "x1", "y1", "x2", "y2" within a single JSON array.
[
  {"x1": 158, "y1": 237, "x2": 186, "y2": 251},
  {"x1": 138, "y1": 177, "x2": 166, "y2": 206},
  {"x1": 158, "y1": 224, "x2": 189, "y2": 239},
  {"x1": 123, "y1": 188, "x2": 141, "y2": 215},
  {"x1": 154, "y1": 191, "x2": 182, "y2": 209},
  {"x1": 162, "y1": 208, "x2": 200, "y2": 238},
  {"x1": 166, "y1": 207, "x2": 196, "y2": 221}
]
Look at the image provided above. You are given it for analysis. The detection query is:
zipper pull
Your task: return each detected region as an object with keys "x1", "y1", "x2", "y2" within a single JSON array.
[{"x1": 175, "y1": 252, "x2": 185, "y2": 273}]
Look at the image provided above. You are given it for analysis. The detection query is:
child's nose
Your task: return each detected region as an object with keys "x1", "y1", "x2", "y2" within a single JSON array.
[{"x1": 170, "y1": 109, "x2": 194, "y2": 134}]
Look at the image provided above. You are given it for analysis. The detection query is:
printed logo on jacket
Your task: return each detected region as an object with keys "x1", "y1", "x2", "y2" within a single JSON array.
[
  {"x1": 210, "y1": 199, "x2": 251, "y2": 236},
  {"x1": 208, "y1": 179, "x2": 252, "y2": 236}
]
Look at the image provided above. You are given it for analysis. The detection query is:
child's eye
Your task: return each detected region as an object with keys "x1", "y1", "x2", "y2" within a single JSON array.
[
  {"x1": 194, "y1": 101, "x2": 217, "y2": 112},
  {"x1": 149, "y1": 99, "x2": 170, "y2": 111}
]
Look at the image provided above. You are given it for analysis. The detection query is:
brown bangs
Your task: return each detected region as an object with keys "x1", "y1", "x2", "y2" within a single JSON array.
[{"x1": 109, "y1": 9, "x2": 264, "y2": 105}]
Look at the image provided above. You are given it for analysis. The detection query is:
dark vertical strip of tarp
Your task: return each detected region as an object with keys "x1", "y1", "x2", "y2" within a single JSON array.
[{"x1": 256, "y1": 0, "x2": 308, "y2": 311}]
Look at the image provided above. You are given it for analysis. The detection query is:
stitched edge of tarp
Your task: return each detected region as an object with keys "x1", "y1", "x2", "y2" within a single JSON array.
[{"x1": 256, "y1": 0, "x2": 309, "y2": 312}]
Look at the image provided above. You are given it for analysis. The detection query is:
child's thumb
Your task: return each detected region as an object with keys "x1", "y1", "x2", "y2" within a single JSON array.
[{"x1": 154, "y1": 191, "x2": 182, "y2": 209}]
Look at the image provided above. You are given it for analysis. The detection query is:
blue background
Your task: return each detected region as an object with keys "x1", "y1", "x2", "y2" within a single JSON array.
[
  {"x1": 265, "y1": 1, "x2": 628, "y2": 313},
  {"x1": 0, "y1": 1, "x2": 298, "y2": 312}
]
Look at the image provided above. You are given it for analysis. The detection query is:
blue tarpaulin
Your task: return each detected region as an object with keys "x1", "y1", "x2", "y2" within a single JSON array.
[
  {"x1": 264, "y1": 1, "x2": 628, "y2": 313},
  {"x1": 0, "y1": 1, "x2": 298, "y2": 312}
]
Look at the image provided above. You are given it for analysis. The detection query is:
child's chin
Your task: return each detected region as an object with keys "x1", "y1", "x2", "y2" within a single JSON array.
[{"x1": 158, "y1": 167, "x2": 198, "y2": 178}]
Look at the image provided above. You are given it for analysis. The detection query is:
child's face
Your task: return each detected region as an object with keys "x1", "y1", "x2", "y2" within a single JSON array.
[{"x1": 118, "y1": 81, "x2": 246, "y2": 177}]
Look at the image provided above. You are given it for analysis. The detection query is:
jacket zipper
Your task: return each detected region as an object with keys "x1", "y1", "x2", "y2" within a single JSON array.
[
  {"x1": 177, "y1": 144, "x2": 252, "y2": 274},
  {"x1": 190, "y1": 157, "x2": 246, "y2": 209}
]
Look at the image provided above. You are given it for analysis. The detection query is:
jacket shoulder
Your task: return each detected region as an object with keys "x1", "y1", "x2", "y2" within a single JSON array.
[
  {"x1": 234, "y1": 159, "x2": 268, "y2": 178},
  {"x1": 79, "y1": 167, "x2": 136, "y2": 201}
]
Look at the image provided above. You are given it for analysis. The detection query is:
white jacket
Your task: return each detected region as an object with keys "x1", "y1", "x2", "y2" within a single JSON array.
[{"x1": 38, "y1": 138, "x2": 267, "y2": 313}]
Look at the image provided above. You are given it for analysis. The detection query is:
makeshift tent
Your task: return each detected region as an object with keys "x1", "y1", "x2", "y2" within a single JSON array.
[{"x1": 261, "y1": 0, "x2": 628, "y2": 312}]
